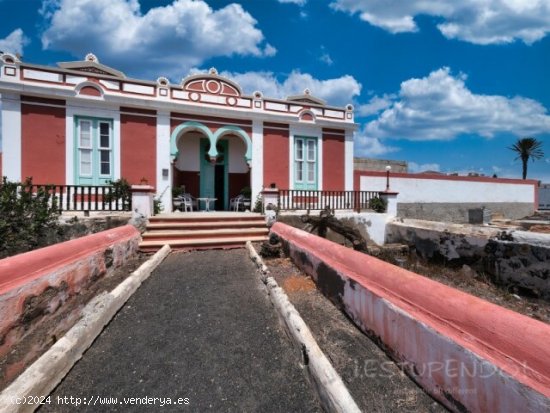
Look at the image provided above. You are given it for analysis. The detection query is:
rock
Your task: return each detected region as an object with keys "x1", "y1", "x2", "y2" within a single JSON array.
[
  {"x1": 265, "y1": 209, "x2": 277, "y2": 227},
  {"x1": 129, "y1": 209, "x2": 147, "y2": 233},
  {"x1": 460, "y1": 264, "x2": 476, "y2": 279}
]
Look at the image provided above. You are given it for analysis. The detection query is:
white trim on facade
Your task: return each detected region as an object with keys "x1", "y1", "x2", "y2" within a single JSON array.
[
  {"x1": 251, "y1": 119, "x2": 263, "y2": 201},
  {"x1": 156, "y1": 111, "x2": 172, "y2": 212},
  {"x1": 345, "y1": 129, "x2": 354, "y2": 191},
  {"x1": 1, "y1": 93, "x2": 22, "y2": 181},
  {"x1": 22, "y1": 69, "x2": 63, "y2": 83}
]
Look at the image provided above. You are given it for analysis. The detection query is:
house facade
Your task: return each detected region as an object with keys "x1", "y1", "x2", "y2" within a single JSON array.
[{"x1": 0, "y1": 52, "x2": 356, "y2": 212}]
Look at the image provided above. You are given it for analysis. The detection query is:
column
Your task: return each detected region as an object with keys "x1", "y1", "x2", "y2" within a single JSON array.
[
  {"x1": 1, "y1": 93, "x2": 21, "y2": 181},
  {"x1": 251, "y1": 119, "x2": 264, "y2": 202},
  {"x1": 156, "y1": 111, "x2": 172, "y2": 212},
  {"x1": 345, "y1": 129, "x2": 354, "y2": 191}
]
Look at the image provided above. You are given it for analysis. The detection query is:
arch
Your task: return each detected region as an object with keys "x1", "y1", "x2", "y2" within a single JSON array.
[
  {"x1": 170, "y1": 121, "x2": 252, "y2": 165},
  {"x1": 75, "y1": 81, "x2": 104, "y2": 98},
  {"x1": 170, "y1": 121, "x2": 214, "y2": 161},
  {"x1": 213, "y1": 125, "x2": 252, "y2": 165},
  {"x1": 298, "y1": 108, "x2": 316, "y2": 123}
]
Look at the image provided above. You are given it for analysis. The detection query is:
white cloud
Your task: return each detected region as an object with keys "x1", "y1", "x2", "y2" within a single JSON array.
[
  {"x1": 355, "y1": 132, "x2": 399, "y2": 157},
  {"x1": 199, "y1": 69, "x2": 361, "y2": 107},
  {"x1": 278, "y1": 0, "x2": 307, "y2": 5},
  {"x1": 319, "y1": 53, "x2": 333, "y2": 66},
  {"x1": 408, "y1": 162, "x2": 441, "y2": 173},
  {"x1": 356, "y1": 94, "x2": 394, "y2": 116},
  {"x1": 330, "y1": 0, "x2": 550, "y2": 45},
  {"x1": 0, "y1": 29, "x2": 29, "y2": 55},
  {"x1": 40, "y1": 0, "x2": 274, "y2": 78},
  {"x1": 364, "y1": 67, "x2": 550, "y2": 141}
]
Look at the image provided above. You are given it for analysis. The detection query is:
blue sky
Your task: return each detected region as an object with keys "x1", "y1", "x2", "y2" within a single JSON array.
[{"x1": 1, "y1": 0, "x2": 549, "y2": 181}]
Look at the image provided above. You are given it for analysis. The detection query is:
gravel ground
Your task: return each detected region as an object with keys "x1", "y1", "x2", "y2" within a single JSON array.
[
  {"x1": 265, "y1": 257, "x2": 447, "y2": 413},
  {"x1": 40, "y1": 249, "x2": 321, "y2": 413}
]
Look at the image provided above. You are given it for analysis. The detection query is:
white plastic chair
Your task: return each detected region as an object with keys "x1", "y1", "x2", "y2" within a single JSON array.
[{"x1": 230, "y1": 194, "x2": 244, "y2": 211}]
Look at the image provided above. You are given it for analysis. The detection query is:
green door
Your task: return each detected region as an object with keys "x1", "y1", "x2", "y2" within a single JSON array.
[
  {"x1": 200, "y1": 139, "x2": 228, "y2": 210},
  {"x1": 200, "y1": 139, "x2": 215, "y2": 199}
]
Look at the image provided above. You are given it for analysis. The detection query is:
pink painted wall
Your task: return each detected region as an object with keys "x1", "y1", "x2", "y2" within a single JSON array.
[
  {"x1": 0, "y1": 226, "x2": 140, "y2": 362},
  {"x1": 263, "y1": 123, "x2": 289, "y2": 188},
  {"x1": 21, "y1": 97, "x2": 66, "y2": 184},
  {"x1": 322, "y1": 128, "x2": 345, "y2": 190},
  {"x1": 272, "y1": 222, "x2": 550, "y2": 412},
  {"x1": 120, "y1": 112, "x2": 157, "y2": 187}
]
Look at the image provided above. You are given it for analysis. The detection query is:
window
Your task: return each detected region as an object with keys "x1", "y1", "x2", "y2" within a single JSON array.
[
  {"x1": 75, "y1": 117, "x2": 113, "y2": 185},
  {"x1": 294, "y1": 137, "x2": 317, "y2": 190}
]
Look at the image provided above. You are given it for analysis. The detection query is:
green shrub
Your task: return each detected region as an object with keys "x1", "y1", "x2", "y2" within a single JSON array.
[
  {"x1": 153, "y1": 197, "x2": 163, "y2": 215},
  {"x1": 0, "y1": 177, "x2": 61, "y2": 258},
  {"x1": 369, "y1": 196, "x2": 387, "y2": 213},
  {"x1": 172, "y1": 186, "x2": 184, "y2": 198},
  {"x1": 252, "y1": 194, "x2": 263, "y2": 213},
  {"x1": 240, "y1": 186, "x2": 251, "y2": 199},
  {"x1": 105, "y1": 178, "x2": 131, "y2": 209}
]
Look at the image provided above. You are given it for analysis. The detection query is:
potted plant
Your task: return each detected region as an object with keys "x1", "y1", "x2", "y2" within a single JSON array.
[
  {"x1": 240, "y1": 186, "x2": 251, "y2": 199},
  {"x1": 369, "y1": 196, "x2": 387, "y2": 213}
]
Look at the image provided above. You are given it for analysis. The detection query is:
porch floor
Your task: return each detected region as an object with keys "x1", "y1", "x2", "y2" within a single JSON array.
[{"x1": 158, "y1": 211, "x2": 262, "y2": 219}]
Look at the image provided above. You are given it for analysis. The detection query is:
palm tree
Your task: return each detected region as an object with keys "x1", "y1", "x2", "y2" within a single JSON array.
[{"x1": 509, "y1": 137, "x2": 545, "y2": 179}]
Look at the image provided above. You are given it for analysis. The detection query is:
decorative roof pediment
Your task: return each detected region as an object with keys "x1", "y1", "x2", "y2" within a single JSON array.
[
  {"x1": 58, "y1": 53, "x2": 126, "y2": 78},
  {"x1": 182, "y1": 68, "x2": 241, "y2": 97},
  {"x1": 287, "y1": 88, "x2": 326, "y2": 106}
]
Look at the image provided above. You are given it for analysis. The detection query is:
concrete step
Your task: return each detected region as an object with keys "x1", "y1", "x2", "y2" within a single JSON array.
[
  {"x1": 142, "y1": 228, "x2": 269, "y2": 240},
  {"x1": 139, "y1": 235, "x2": 269, "y2": 252},
  {"x1": 149, "y1": 214, "x2": 264, "y2": 224},
  {"x1": 146, "y1": 220, "x2": 266, "y2": 231}
]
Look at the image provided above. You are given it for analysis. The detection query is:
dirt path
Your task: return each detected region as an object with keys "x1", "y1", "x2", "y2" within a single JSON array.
[{"x1": 39, "y1": 249, "x2": 321, "y2": 413}]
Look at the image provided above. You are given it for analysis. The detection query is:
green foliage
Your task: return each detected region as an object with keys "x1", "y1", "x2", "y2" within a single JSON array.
[
  {"x1": 509, "y1": 137, "x2": 545, "y2": 179},
  {"x1": 0, "y1": 177, "x2": 61, "y2": 258},
  {"x1": 252, "y1": 193, "x2": 263, "y2": 213},
  {"x1": 240, "y1": 186, "x2": 251, "y2": 199},
  {"x1": 172, "y1": 186, "x2": 184, "y2": 198},
  {"x1": 105, "y1": 178, "x2": 131, "y2": 208},
  {"x1": 369, "y1": 196, "x2": 387, "y2": 213},
  {"x1": 153, "y1": 197, "x2": 163, "y2": 215}
]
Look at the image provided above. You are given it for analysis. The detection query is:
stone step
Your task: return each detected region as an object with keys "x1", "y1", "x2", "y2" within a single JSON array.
[
  {"x1": 149, "y1": 214, "x2": 264, "y2": 224},
  {"x1": 139, "y1": 235, "x2": 269, "y2": 253},
  {"x1": 142, "y1": 228, "x2": 269, "y2": 240},
  {"x1": 146, "y1": 220, "x2": 266, "y2": 231}
]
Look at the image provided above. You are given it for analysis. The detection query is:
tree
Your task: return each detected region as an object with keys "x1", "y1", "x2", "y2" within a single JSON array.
[{"x1": 509, "y1": 137, "x2": 545, "y2": 179}]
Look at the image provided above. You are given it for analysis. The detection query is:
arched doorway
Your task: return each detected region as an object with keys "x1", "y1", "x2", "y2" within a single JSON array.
[{"x1": 171, "y1": 121, "x2": 252, "y2": 211}]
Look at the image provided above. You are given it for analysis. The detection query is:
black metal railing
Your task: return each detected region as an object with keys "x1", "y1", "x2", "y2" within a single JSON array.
[
  {"x1": 9, "y1": 184, "x2": 132, "y2": 212},
  {"x1": 278, "y1": 189, "x2": 379, "y2": 212}
]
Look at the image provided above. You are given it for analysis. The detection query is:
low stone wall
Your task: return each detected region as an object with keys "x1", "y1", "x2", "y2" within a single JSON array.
[
  {"x1": 278, "y1": 211, "x2": 391, "y2": 246},
  {"x1": 397, "y1": 202, "x2": 534, "y2": 223},
  {"x1": 386, "y1": 219, "x2": 550, "y2": 300},
  {"x1": 44, "y1": 214, "x2": 132, "y2": 249},
  {"x1": 272, "y1": 222, "x2": 550, "y2": 413},
  {"x1": 0, "y1": 225, "x2": 140, "y2": 360}
]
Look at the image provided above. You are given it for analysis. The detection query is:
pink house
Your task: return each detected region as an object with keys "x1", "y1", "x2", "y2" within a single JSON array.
[{"x1": 0, "y1": 52, "x2": 356, "y2": 212}]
